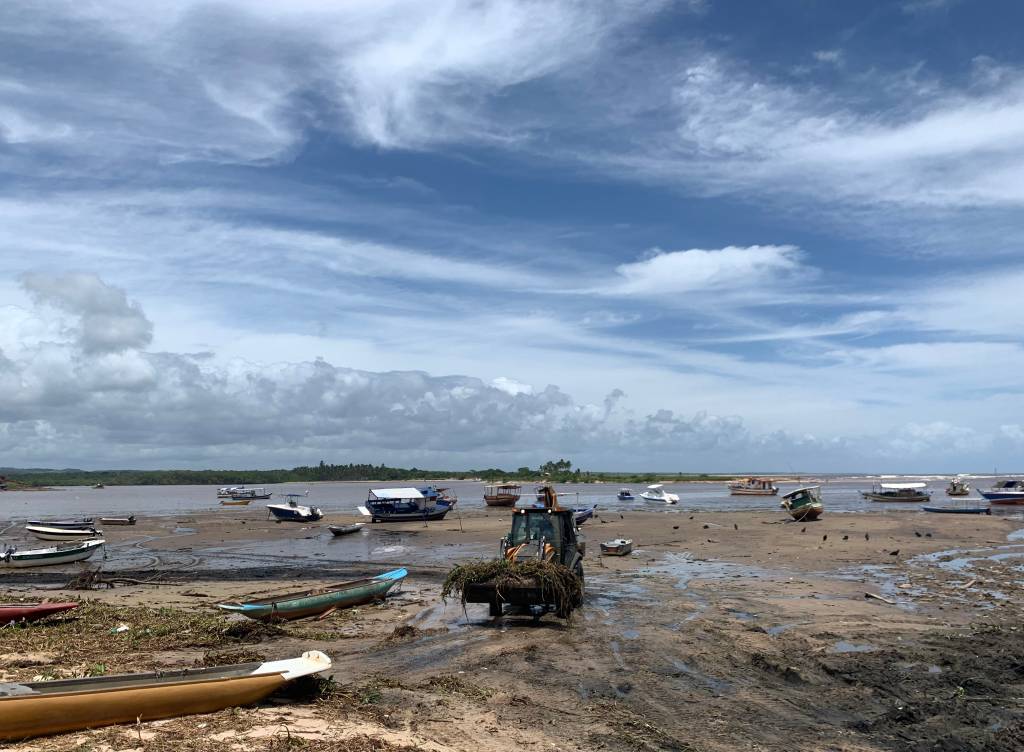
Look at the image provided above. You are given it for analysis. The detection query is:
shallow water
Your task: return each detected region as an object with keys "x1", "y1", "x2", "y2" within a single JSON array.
[{"x1": 5, "y1": 476, "x2": 1016, "y2": 520}]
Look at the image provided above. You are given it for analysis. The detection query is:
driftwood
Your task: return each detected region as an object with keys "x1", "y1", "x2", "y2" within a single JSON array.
[
  {"x1": 864, "y1": 592, "x2": 895, "y2": 605},
  {"x1": 66, "y1": 568, "x2": 176, "y2": 590}
]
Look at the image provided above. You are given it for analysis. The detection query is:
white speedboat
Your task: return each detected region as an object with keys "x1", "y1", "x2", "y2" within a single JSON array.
[
  {"x1": 639, "y1": 484, "x2": 679, "y2": 504},
  {"x1": 979, "y1": 479, "x2": 1024, "y2": 505}
]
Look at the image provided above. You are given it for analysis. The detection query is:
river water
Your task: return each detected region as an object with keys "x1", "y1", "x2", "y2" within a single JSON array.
[{"x1": 1, "y1": 476, "x2": 1014, "y2": 520}]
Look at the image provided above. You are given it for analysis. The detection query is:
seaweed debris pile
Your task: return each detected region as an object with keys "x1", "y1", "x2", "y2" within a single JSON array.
[{"x1": 441, "y1": 559, "x2": 583, "y2": 615}]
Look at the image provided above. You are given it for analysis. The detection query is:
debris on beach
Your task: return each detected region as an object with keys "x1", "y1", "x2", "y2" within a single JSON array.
[{"x1": 441, "y1": 559, "x2": 583, "y2": 618}]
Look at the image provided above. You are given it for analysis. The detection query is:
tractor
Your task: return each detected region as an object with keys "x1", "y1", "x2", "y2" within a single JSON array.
[{"x1": 463, "y1": 486, "x2": 585, "y2": 620}]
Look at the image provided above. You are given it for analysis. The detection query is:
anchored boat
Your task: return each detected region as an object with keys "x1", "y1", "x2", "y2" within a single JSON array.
[
  {"x1": 0, "y1": 602, "x2": 79, "y2": 625},
  {"x1": 861, "y1": 482, "x2": 930, "y2": 502},
  {"x1": 780, "y1": 486, "x2": 823, "y2": 520},
  {"x1": 483, "y1": 483, "x2": 521, "y2": 507},
  {"x1": 216, "y1": 568, "x2": 407, "y2": 622},
  {"x1": 267, "y1": 495, "x2": 323, "y2": 522},
  {"x1": 639, "y1": 484, "x2": 679, "y2": 504},
  {"x1": 1, "y1": 539, "x2": 105, "y2": 568},
  {"x1": 358, "y1": 487, "x2": 454, "y2": 523},
  {"x1": 230, "y1": 487, "x2": 274, "y2": 501},
  {"x1": 99, "y1": 515, "x2": 136, "y2": 526},
  {"x1": 728, "y1": 478, "x2": 779, "y2": 496},
  {"x1": 946, "y1": 475, "x2": 970, "y2": 496},
  {"x1": 25, "y1": 524, "x2": 102, "y2": 542},
  {"x1": 979, "y1": 479, "x2": 1024, "y2": 505},
  {"x1": 617, "y1": 488, "x2": 635, "y2": 500},
  {"x1": 600, "y1": 539, "x2": 633, "y2": 556},
  {"x1": 922, "y1": 505, "x2": 991, "y2": 515},
  {"x1": 572, "y1": 505, "x2": 597, "y2": 525},
  {"x1": 0, "y1": 651, "x2": 331, "y2": 741},
  {"x1": 26, "y1": 518, "x2": 94, "y2": 530}
]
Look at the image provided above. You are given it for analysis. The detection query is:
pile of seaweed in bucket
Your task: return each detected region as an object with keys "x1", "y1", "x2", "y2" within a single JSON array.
[{"x1": 441, "y1": 559, "x2": 583, "y2": 618}]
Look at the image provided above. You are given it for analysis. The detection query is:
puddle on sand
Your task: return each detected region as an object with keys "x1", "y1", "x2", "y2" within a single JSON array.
[
  {"x1": 670, "y1": 659, "x2": 733, "y2": 695},
  {"x1": 766, "y1": 623, "x2": 798, "y2": 636},
  {"x1": 621, "y1": 629, "x2": 640, "y2": 640},
  {"x1": 831, "y1": 641, "x2": 876, "y2": 654},
  {"x1": 912, "y1": 543, "x2": 1024, "y2": 573},
  {"x1": 173, "y1": 527, "x2": 196, "y2": 534},
  {"x1": 642, "y1": 552, "x2": 773, "y2": 589}
]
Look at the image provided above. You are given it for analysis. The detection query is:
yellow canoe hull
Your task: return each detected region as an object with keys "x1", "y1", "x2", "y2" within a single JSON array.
[{"x1": 0, "y1": 672, "x2": 285, "y2": 741}]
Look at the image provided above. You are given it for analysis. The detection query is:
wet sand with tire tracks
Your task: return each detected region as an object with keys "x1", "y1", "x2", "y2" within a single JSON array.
[{"x1": 2, "y1": 500, "x2": 1024, "y2": 751}]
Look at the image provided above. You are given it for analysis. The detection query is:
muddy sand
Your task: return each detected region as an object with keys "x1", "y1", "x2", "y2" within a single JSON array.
[{"x1": 2, "y1": 507, "x2": 1023, "y2": 751}]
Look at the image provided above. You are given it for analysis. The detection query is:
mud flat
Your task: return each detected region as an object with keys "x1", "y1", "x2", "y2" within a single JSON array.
[{"x1": 2, "y1": 507, "x2": 1023, "y2": 751}]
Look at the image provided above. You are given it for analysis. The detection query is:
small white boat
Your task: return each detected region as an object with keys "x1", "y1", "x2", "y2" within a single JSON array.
[
  {"x1": 600, "y1": 539, "x2": 633, "y2": 556},
  {"x1": 639, "y1": 484, "x2": 679, "y2": 504},
  {"x1": 1, "y1": 539, "x2": 105, "y2": 568},
  {"x1": 25, "y1": 525, "x2": 103, "y2": 542},
  {"x1": 267, "y1": 496, "x2": 323, "y2": 522},
  {"x1": 328, "y1": 523, "x2": 365, "y2": 536}
]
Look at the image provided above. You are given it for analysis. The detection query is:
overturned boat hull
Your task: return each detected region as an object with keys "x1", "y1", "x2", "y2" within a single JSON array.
[{"x1": 0, "y1": 652, "x2": 330, "y2": 741}]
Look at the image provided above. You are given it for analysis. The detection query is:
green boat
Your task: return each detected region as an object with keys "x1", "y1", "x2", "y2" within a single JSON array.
[
  {"x1": 780, "y1": 486, "x2": 823, "y2": 521},
  {"x1": 215, "y1": 568, "x2": 407, "y2": 622}
]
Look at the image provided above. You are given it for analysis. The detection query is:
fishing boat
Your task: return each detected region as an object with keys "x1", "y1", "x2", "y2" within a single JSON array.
[
  {"x1": 639, "y1": 484, "x2": 679, "y2": 504},
  {"x1": 860, "y1": 482, "x2": 931, "y2": 502},
  {"x1": 978, "y1": 479, "x2": 1024, "y2": 505},
  {"x1": 483, "y1": 483, "x2": 521, "y2": 507},
  {"x1": 358, "y1": 488, "x2": 454, "y2": 523},
  {"x1": 217, "y1": 485, "x2": 245, "y2": 498},
  {"x1": 267, "y1": 495, "x2": 323, "y2": 522},
  {"x1": 216, "y1": 569, "x2": 407, "y2": 622},
  {"x1": 99, "y1": 515, "x2": 136, "y2": 526},
  {"x1": 328, "y1": 523, "x2": 365, "y2": 536},
  {"x1": 26, "y1": 518, "x2": 95, "y2": 529},
  {"x1": 220, "y1": 496, "x2": 253, "y2": 506},
  {"x1": 25, "y1": 524, "x2": 102, "y2": 542},
  {"x1": 420, "y1": 486, "x2": 458, "y2": 504},
  {"x1": 0, "y1": 602, "x2": 79, "y2": 624},
  {"x1": 1, "y1": 539, "x2": 105, "y2": 568},
  {"x1": 600, "y1": 539, "x2": 633, "y2": 556},
  {"x1": 0, "y1": 650, "x2": 331, "y2": 741},
  {"x1": 573, "y1": 505, "x2": 597, "y2": 525},
  {"x1": 922, "y1": 505, "x2": 991, "y2": 515},
  {"x1": 617, "y1": 488, "x2": 635, "y2": 500},
  {"x1": 92, "y1": 483, "x2": 105, "y2": 489},
  {"x1": 946, "y1": 475, "x2": 970, "y2": 496},
  {"x1": 727, "y1": 477, "x2": 779, "y2": 496},
  {"x1": 780, "y1": 486, "x2": 823, "y2": 521},
  {"x1": 231, "y1": 487, "x2": 273, "y2": 501}
]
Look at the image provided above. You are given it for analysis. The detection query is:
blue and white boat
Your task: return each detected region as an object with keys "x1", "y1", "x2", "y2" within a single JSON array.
[
  {"x1": 267, "y1": 495, "x2": 323, "y2": 522},
  {"x1": 573, "y1": 505, "x2": 597, "y2": 525},
  {"x1": 978, "y1": 479, "x2": 1024, "y2": 505},
  {"x1": 617, "y1": 488, "x2": 635, "y2": 501},
  {"x1": 358, "y1": 487, "x2": 455, "y2": 523}
]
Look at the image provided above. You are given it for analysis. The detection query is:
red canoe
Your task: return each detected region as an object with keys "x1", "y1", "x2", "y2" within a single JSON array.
[{"x1": 0, "y1": 602, "x2": 79, "y2": 624}]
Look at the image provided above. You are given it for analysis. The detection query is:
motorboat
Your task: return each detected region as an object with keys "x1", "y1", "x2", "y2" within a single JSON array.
[
  {"x1": 1, "y1": 539, "x2": 105, "y2": 568},
  {"x1": 0, "y1": 651, "x2": 331, "y2": 741},
  {"x1": 616, "y1": 488, "x2": 635, "y2": 500},
  {"x1": 572, "y1": 505, "x2": 597, "y2": 525},
  {"x1": 860, "y1": 482, "x2": 930, "y2": 502},
  {"x1": 639, "y1": 484, "x2": 679, "y2": 504},
  {"x1": 600, "y1": 539, "x2": 633, "y2": 556},
  {"x1": 266, "y1": 495, "x2": 323, "y2": 522},
  {"x1": 483, "y1": 483, "x2": 521, "y2": 507},
  {"x1": 230, "y1": 487, "x2": 273, "y2": 501},
  {"x1": 978, "y1": 479, "x2": 1024, "y2": 505},
  {"x1": 727, "y1": 478, "x2": 779, "y2": 496},
  {"x1": 358, "y1": 487, "x2": 454, "y2": 522},
  {"x1": 780, "y1": 486, "x2": 823, "y2": 520}
]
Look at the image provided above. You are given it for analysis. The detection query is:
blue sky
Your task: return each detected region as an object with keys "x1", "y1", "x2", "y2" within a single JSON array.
[{"x1": 2, "y1": 0, "x2": 1024, "y2": 472}]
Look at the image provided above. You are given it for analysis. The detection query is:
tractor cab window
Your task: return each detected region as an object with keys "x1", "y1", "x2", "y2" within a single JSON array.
[{"x1": 510, "y1": 513, "x2": 560, "y2": 546}]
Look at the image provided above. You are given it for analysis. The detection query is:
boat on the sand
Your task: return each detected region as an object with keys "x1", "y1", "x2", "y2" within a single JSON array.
[
  {"x1": 780, "y1": 486, "x2": 823, "y2": 520},
  {"x1": 25, "y1": 524, "x2": 102, "y2": 542},
  {"x1": 358, "y1": 487, "x2": 454, "y2": 523},
  {"x1": 639, "y1": 484, "x2": 679, "y2": 504},
  {"x1": 0, "y1": 602, "x2": 79, "y2": 624},
  {"x1": 728, "y1": 477, "x2": 779, "y2": 496},
  {"x1": 99, "y1": 515, "x2": 136, "y2": 526},
  {"x1": 328, "y1": 523, "x2": 365, "y2": 536},
  {"x1": 0, "y1": 650, "x2": 331, "y2": 741},
  {"x1": 216, "y1": 569, "x2": 407, "y2": 621},
  {"x1": 600, "y1": 539, "x2": 633, "y2": 556},
  {"x1": 1, "y1": 539, "x2": 105, "y2": 568},
  {"x1": 26, "y1": 518, "x2": 94, "y2": 529},
  {"x1": 483, "y1": 483, "x2": 521, "y2": 507},
  {"x1": 267, "y1": 495, "x2": 323, "y2": 522},
  {"x1": 861, "y1": 482, "x2": 930, "y2": 502},
  {"x1": 979, "y1": 479, "x2": 1024, "y2": 505},
  {"x1": 572, "y1": 505, "x2": 597, "y2": 525},
  {"x1": 922, "y1": 505, "x2": 991, "y2": 515}
]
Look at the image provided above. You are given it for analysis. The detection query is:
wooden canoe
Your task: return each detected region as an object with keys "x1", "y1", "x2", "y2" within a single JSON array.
[
  {"x1": 600, "y1": 539, "x2": 633, "y2": 556},
  {"x1": 99, "y1": 515, "x2": 136, "y2": 526},
  {"x1": 216, "y1": 568, "x2": 407, "y2": 622},
  {"x1": 328, "y1": 523, "x2": 365, "y2": 536},
  {"x1": 219, "y1": 498, "x2": 252, "y2": 506},
  {"x1": 0, "y1": 651, "x2": 330, "y2": 741},
  {"x1": 0, "y1": 602, "x2": 78, "y2": 624}
]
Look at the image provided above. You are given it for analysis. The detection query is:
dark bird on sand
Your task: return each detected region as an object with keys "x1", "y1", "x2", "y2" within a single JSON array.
[
  {"x1": 689, "y1": 515, "x2": 694, "y2": 520},
  {"x1": 619, "y1": 514, "x2": 624, "y2": 520},
  {"x1": 673, "y1": 525, "x2": 679, "y2": 530},
  {"x1": 733, "y1": 523, "x2": 738, "y2": 530},
  {"x1": 801, "y1": 526, "x2": 806, "y2": 533},
  {"x1": 925, "y1": 533, "x2": 932, "y2": 538},
  {"x1": 889, "y1": 549, "x2": 900, "y2": 556},
  {"x1": 865, "y1": 533, "x2": 870, "y2": 541},
  {"x1": 822, "y1": 534, "x2": 828, "y2": 542},
  {"x1": 703, "y1": 524, "x2": 710, "y2": 529},
  {"x1": 914, "y1": 531, "x2": 922, "y2": 537},
  {"x1": 842, "y1": 535, "x2": 848, "y2": 541}
]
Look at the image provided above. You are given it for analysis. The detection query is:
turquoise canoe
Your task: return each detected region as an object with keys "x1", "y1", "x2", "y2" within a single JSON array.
[{"x1": 216, "y1": 568, "x2": 407, "y2": 622}]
